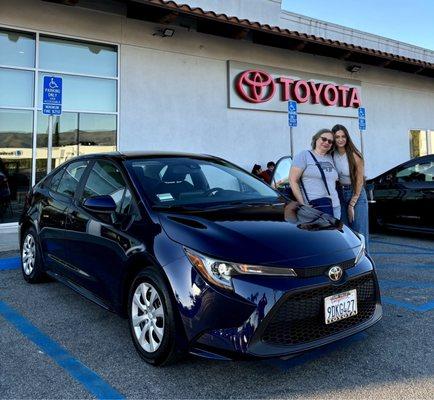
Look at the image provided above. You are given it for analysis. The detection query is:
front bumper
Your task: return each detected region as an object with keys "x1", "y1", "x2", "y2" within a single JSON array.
[{"x1": 163, "y1": 254, "x2": 382, "y2": 360}]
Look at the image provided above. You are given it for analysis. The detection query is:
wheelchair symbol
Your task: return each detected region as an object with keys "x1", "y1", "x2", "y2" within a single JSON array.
[{"x1": 49, "y1": 78, "x2": 59, "y2": 89}]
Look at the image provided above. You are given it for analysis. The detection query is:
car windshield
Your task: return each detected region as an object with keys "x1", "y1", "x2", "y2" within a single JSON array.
[{"x1": 125, "y1": 157, "x2": 281, "y2": 208}]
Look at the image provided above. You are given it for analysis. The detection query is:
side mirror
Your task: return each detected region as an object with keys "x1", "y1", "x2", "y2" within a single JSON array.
[{"x1": 83, "y1": 195, "x2": 116, "y2": 213}]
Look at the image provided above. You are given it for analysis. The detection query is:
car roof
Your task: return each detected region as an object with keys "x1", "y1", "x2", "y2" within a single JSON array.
[{"x1": 70, "y1": 151, "x2": 221, "y2": 162}]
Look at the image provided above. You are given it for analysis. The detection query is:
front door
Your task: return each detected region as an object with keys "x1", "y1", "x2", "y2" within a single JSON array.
[
  {"x1": 63, "y1": 159, "x2": 141, "y2": 303},
  {"x1": 38, "y1": 159, "x2": 88, "y2": 273}
]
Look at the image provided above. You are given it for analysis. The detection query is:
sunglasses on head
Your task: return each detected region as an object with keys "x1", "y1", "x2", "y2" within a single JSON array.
[{"x1": 319, "y1": 137, "x2": 334, "y2": 145}]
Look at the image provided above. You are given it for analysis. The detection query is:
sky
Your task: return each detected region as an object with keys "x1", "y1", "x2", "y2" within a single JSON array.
[{"x1": 281, "y1": 0, "x2": 434, "y2": 51}]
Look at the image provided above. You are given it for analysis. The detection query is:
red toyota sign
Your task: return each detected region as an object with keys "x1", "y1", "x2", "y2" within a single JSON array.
[{"x1": 235, "y1": 69, "x2": 361, "y2": 108}]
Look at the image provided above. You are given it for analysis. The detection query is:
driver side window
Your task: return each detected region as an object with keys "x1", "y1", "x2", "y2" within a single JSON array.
[
  {"x1": 396, "y1": 162, "x2": 434, "y2": 183},
  {"x1": 81, "y1": 160, "x2": 137, "y2": 217}
]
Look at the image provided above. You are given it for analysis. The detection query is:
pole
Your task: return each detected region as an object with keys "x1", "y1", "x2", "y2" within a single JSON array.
[
  {"x1": 360, "y1": 129, "x2": 364, "y2": 158},
  {"x1": 47, "y1": 114, "x2": 53, "y2": 174},
  {"x1": 290, "y1": 126, "x2": 294, "y2": 158}
]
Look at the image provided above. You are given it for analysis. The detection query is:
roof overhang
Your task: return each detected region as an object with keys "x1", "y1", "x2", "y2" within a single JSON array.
[{"x1": 49, "y1": 0, "x2": 434, "y2": 78}]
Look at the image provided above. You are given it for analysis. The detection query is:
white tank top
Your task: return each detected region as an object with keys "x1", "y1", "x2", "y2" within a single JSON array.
[{"x1": 334, "y1": 151, "x2": 352, "y2": 185}]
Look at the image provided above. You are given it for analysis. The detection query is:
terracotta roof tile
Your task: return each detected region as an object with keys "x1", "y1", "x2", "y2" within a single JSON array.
[{"x1": 142, "y1": 0, "x2": 434, "y2": 71}]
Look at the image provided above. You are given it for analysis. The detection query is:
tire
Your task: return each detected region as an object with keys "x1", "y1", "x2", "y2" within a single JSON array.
[
  {"x1": 127, "y1": 267, "x2": 179, "y2": 366},
  {"x1": 21, "y1": 226, "x2": 47, "y2": 283}
]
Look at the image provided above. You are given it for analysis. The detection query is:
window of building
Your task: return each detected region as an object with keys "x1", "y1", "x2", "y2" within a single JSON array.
[
  {"x1": 0, "y1": 27, "x2": 118, "y2": 224},
  {"x1": 410, "y1": 130, "x2": 434, "y2": 158}
]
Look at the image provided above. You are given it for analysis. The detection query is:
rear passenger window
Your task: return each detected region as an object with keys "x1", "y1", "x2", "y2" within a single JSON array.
[
  {"x1": 48, "y1": 167, "x2": 65, "y2": 191},
  {"x1": 56, "y1": 161, "x2": 88, "y2": 197}
]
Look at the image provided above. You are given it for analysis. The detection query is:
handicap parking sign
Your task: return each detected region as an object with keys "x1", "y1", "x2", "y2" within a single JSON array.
[
  {"x1": 43, "y1": 76, "x2": 62, "y2": 115},
  {"x1": 358, "y1": 107, "x2": 366, "y2": 131},
  {"x1": 288, "y1": 101, "x2": 297, "y2": 127}
]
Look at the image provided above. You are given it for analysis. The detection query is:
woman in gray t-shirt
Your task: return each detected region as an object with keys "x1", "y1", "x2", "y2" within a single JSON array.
[{"x1": 289, "y1": 129, "x2": 340, "y2": 218}]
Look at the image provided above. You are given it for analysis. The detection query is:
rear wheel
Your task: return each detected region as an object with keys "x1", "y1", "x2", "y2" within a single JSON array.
[
  {"x1": 21, "y1": 227, "x2": 46, "y2": 283},
  {"x1": 128, "y1": 268, "x2": 179, "y2": 366}
]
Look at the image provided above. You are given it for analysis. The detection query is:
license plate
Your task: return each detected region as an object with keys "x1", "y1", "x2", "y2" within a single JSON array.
[{"x1": 324, "y1": 289, "x2": 358, "y2": 324}]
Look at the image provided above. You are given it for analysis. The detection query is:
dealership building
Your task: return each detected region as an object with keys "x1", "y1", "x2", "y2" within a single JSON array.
[{"x1": 1, "y1": 0, "x2": 434, "y2": 226}]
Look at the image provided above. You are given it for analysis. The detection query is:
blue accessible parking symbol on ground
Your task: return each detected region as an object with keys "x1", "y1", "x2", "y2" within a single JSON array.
[{"x1": 42, "y1": 76, "x2": 62, "y2": 115}]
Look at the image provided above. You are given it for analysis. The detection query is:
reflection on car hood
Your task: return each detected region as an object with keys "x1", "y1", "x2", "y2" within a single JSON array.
[{"x1": 158, "y1": 202, "x2": 361, "y2": 267}]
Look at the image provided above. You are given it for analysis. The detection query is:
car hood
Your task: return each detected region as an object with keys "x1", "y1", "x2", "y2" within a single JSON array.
[{"x1": 158, "y1": 202, "x2": 361, "y2": 267}]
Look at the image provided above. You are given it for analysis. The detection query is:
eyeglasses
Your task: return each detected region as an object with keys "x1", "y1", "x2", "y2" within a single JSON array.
[{"x1": 319, "y1": 137, "x2": 334, "y2": 145}]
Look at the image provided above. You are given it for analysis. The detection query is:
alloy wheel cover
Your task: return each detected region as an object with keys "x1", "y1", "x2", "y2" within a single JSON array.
[
  {"x1": 22, "y1": 234, "x2": 36, "y2": 276},
  {"x1": 131, "y1": 282, "x2": 165, "y2": 353}
]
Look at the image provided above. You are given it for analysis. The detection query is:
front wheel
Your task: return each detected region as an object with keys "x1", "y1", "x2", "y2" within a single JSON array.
[
  {"x1": 127, "y1": 268, "x2": 179, "y2": 366},
  {"x1": 21, "y1": 227, "x2": 47, "y2": 283}
]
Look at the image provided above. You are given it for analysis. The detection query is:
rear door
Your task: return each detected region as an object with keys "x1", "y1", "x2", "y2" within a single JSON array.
[
  {"x1": 376, "y1": 159, "x2": 431, "y2": 228},
  {"x1": 395, "y1": 159, "x2": 434, "y2": 229},
  {"x1": 63, "y1": 159, "x2": 141, "y2": 302}
]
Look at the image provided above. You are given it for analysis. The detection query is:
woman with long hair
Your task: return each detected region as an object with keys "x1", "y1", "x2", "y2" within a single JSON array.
[{"x1": 331, "y1": 124, "x2": 369, "y2": 250}]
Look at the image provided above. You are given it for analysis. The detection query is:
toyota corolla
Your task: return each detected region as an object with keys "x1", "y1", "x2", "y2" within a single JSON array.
[{"x1": 20, "y1": 152, "x2": 382, "y2": 365}]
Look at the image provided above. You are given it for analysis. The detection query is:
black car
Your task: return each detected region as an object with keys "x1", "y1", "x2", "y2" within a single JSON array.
[
  {"x1": 20, "y1": 152, "x2": 381, "y2": 365},
  {"x1": 366, "y1": 154, "x2": 434, "y2": 233}
]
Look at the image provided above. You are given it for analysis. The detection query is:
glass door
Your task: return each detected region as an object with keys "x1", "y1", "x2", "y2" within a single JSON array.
[{"x1": 0, "y1": 110, "x2": 33, "y2": 223}]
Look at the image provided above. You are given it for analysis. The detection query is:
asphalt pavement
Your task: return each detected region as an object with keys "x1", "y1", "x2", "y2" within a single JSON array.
[{"x1": 0, "y1": 230, "x2": 433, "y2": 399}]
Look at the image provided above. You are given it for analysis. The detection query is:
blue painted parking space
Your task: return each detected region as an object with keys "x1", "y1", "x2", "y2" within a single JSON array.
[
  {"x1": 371, "y1": 236, "x2": 434, "y2": 314},
  {"x1": 0, "y1": 300, "x2": 125, "y2": 400},
  {"x1": 0, "y1": 257, "x2": 20, "y2": 270},
  {"x1": 371, "y1": 239, "x2": 434, "y2": 253}
]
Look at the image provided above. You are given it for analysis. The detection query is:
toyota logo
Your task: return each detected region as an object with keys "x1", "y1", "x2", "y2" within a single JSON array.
[
  {"x1": 328, "y1": 266, "x2": 343, "y2": 281},
  {"x1": 235, "y1": 70, "x2": 276, "y2": 103}
]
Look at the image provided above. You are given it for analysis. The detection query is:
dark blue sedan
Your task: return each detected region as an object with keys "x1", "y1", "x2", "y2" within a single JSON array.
[{"x1": 19, "y1": 152, "x2": 382, "y2": 365}]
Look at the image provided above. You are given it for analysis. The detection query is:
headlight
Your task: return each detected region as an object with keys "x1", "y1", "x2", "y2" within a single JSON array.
[
  {"x1": 184, "y1": 248, "x2": 297, "y2": 291},
  {"x1": 354, "y1": 232, "x2": 366, "y2": 265}
]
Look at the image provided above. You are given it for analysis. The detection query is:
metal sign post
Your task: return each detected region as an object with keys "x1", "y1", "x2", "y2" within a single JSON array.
[
  {"x1": 358, "y1": 107, "x2": 366, "y2": 157},
  {"x1": 288, "y1": 100, "x2": 297, "y2": 157},
  {"x1": 42, "y1": 76, "x2": 62, "y2": 173}
]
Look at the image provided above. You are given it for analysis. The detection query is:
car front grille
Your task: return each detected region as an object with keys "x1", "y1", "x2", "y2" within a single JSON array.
[{"x1": 261, "y1": 274, "x2": 377, "y2": 346}]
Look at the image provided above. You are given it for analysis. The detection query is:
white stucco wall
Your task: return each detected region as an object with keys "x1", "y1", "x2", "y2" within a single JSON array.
[{"x1": 1, "y1": 0, "x2": 434, "y2": 178}]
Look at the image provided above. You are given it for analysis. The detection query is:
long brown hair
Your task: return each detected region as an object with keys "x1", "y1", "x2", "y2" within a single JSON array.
[{"x1": 331, "y1": 124, "x2": 363, "y2": 187}]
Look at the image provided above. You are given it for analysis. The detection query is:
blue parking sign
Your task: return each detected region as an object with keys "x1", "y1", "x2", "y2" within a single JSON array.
[
  {"x1": 288, "y1": 114, "x2": 297, "y2": 127},
  {"x1": 288, "y1": 100, "x2": 297, "y2": 127},
  {"x1": 43, "y1": 76, "x2": 62, "y2": 115},
  {"x1": 358, "y1": 107, "x2": 366, "y2": 131},
  {"x1": 288, "y1": 101, "x2": 297, "y2": 114}
]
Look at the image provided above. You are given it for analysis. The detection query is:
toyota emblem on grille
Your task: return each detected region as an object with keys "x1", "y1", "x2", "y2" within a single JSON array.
[{"x1": 328, "y1": 266, "x2": 343, "y2": 281}]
